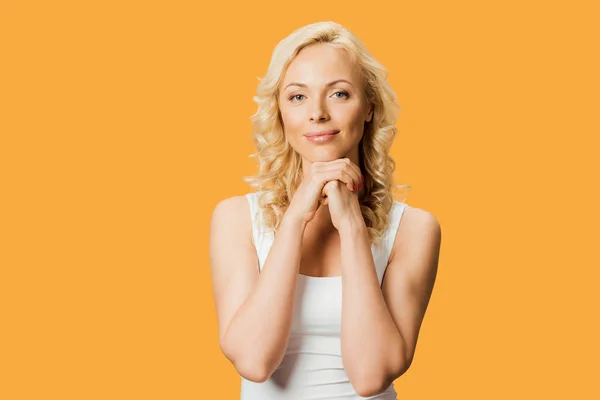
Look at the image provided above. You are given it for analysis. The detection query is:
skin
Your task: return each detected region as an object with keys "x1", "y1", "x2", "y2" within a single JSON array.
[
  {"x1": 279, "y1": 43, "x2": 439, "y2": 396},
  {"x1": 210, "y1": 41, "x2": 441, "y2": 396},
  {"x1": 278, "y1": 42, "x2": 373, "y2": 236}
]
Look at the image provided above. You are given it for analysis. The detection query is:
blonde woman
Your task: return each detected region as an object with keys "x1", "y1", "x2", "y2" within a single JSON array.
[{"x1": 209, "y1": 21, "x2": 441, "y2": 399}]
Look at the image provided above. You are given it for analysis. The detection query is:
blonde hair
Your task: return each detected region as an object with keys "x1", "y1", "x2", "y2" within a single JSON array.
[{"x1": 243, "y1": 21, "x2": 411, "y2": 247}]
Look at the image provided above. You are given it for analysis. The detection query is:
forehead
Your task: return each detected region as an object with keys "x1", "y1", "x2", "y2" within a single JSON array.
[{"x1": 282, "y1": 43, "x2": 361, "y2": 87}]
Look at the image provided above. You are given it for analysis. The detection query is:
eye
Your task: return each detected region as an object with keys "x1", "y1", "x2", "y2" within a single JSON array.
[
  {"x1": 288, "y1": 91, "x2": 349, "y2": 103},
  {"x1": 333, "y1": 91, "x2": 350, "y2": 99}
]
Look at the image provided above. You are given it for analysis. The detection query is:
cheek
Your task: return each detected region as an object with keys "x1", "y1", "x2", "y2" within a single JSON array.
[
  {"x1": 280, "y1": 109, "x2": 304, "y2": 148},
  {"x1": 334, "y1": 106, "x2": 365, "y2": 131},
  {"x1": 281, "y1": 109, "x2": 303, "y2": 131}
]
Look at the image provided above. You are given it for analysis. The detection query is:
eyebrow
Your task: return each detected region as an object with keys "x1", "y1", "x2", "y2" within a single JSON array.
[{"x1": 283, "y1": 79, "x2": 354, "y2": 92}]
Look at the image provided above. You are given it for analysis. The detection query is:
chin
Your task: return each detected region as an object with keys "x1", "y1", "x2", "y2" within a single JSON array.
[{"x1": 307, "y1": 148, "x2": 347, "y2": 162}]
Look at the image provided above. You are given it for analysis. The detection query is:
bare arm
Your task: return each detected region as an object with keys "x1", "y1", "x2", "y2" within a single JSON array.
[
  {"x1": 338, "y1": 213, "x2": 405, "y2": 397},
  {"x1": 339, "y1": 207, "x2": 440, "y2": 397},
  {"x1": 209, "y1": 196, "x2": 306, "y2": 382}
]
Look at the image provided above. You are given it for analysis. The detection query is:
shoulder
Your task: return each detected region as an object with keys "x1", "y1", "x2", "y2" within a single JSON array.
[
  {"x1": 389, "y1": 205, "x2": 442, "y2": 263},
  {"x1": 399, "y1": 205, "x2": 440, "y2": 232},
  {"x1": 210, "y1": 195, "x2": 253, "y2": 245},
  {"x1": 212, "y1": 195, "x2": 251, "y2": 221}
]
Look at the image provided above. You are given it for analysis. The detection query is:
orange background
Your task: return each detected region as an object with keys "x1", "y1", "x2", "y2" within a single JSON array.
[{"x1": 1, "y1": 1, "x2": 599, "y2": 398}]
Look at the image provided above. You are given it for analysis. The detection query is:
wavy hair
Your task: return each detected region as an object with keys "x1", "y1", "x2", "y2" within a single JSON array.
[{"x1": 243, "y1": 21, "x2": 411, "y2": 248}]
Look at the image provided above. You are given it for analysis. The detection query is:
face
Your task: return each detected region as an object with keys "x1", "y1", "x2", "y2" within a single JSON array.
[{"x1": 278, "y1": 43, "x2": 373, "y2": 165}]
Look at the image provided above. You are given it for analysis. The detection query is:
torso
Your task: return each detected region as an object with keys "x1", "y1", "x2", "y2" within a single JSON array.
[{"x1": 241, "y1": 191, "x2": 402, "y2": 399}]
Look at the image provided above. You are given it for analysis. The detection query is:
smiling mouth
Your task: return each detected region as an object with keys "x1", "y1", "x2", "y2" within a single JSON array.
[
  {"x1": 303, "y1": 129, "x2": 340, "y2": 137},
  {"x1": 305, "y1": 132, "x2": 339, "y2": 143}
]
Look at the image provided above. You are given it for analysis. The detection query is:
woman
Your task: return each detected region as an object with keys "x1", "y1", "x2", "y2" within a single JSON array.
[{"x1": 209, "y1": 21, "x2": 441, "y2": 399}]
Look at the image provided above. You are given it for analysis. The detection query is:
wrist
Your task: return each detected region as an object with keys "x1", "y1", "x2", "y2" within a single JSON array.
[
  {"x1": 282, "y1": 208, "x2": 308, "y2": 231},
  {"x1": 339, "y1": 211, "x2": 367, "y2": 237}
]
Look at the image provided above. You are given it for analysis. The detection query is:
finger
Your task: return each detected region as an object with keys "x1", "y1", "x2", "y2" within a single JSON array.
[
  {"x1": 315, "y1": 158, "x2": 348, "y2": 171},
  {"x1": 347, "y1": 165, "x2": 362, "y2": 190},
  {"x1": 318, "y1": 186, "x2": 329, "y2": 205},
  {"x1": 327, "y1": 158, "x2": 362, "y2": 190},
  {"x1": 349, "y1": 160, "x2": 364, "y2": 188},
  {"x1": 316, "y1": 170, "x2": 352, "y2": 193},
  {"x1": 340, "y1": 159, "x2": 362, "y2": 191},
  {"x1": 320, "y1": 159, "x2": 362, "y2": 191},
  {"x1": 328, "y1": 170, "x2": 355, "y2": 192}
]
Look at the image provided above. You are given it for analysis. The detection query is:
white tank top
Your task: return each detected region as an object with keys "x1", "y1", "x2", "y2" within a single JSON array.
[{"x1": 241, "y1": 191, "x2": 411, "y2": 399}]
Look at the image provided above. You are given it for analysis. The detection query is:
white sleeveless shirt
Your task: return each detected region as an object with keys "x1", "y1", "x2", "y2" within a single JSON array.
[{"x1": 241, "y1": 191, "x2": 411, "y2": 400}]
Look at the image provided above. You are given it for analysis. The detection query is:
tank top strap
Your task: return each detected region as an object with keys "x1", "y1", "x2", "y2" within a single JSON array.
[
  {"x1": 244, "y1": 192, "x2": 275, "y2": 270},
  {"x1": 382, "y1": 201, "x2": 412, "y2": 265},
  {"x1": 244, "y1": 191, "x2": 261, "y2": 249}
]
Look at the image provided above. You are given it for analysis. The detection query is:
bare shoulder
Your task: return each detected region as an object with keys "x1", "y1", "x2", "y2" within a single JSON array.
[
  {"x1": 211, "y1": 195, "x2": 250, "y2": 224},
  {"x1": 210, "y1": 195, "x2": 253, "y2": 246},
  {"x1": 389, "y1": 205, "x2": 442, "y2": 263},
  {"x1": 401, "y1": 206, "x2": 441, "y2": 234}
]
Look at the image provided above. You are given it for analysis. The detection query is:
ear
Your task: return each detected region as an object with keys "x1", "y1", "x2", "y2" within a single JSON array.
[{"x1": 366, "y1": 104, "x2": 374, "y2": 123}]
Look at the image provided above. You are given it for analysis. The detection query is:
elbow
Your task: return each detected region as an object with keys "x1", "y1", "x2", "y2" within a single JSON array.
[
  {"x1": 354, "y1": 374, "x2": 398, "y2": 398},
  {"x1": 351, "y1": 370, "x2": 392, "y2": 398},
  {"x1": 354, "y1": 379, "x2": 389, "y2": 398},
  {"x1": 235, "y1": 359, "x2": 271, "y2": 383},
  {"x1": 219, "y1": 339, "x2": 272, "y2": 383},
  {"x1": 353, "y1": 361, "x2": 412, "y2": 398}
]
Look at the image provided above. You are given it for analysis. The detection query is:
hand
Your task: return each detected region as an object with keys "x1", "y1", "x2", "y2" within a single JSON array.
[
  {"x1": 286, "y1": 158, "x2": 363, "y2": 225},
  {"x1": 321, "y1": 180, "x2": 363, "y2": 231}
]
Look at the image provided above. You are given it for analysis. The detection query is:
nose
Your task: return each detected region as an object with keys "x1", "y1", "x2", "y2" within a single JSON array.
[{"x1": 309, "y1": 98, "x2": 330, "y2": 122}]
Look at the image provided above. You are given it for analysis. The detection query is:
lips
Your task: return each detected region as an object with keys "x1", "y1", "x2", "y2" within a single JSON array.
[{"x1": 303, "y1": 129, "x2": 340, "y2": 137}]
